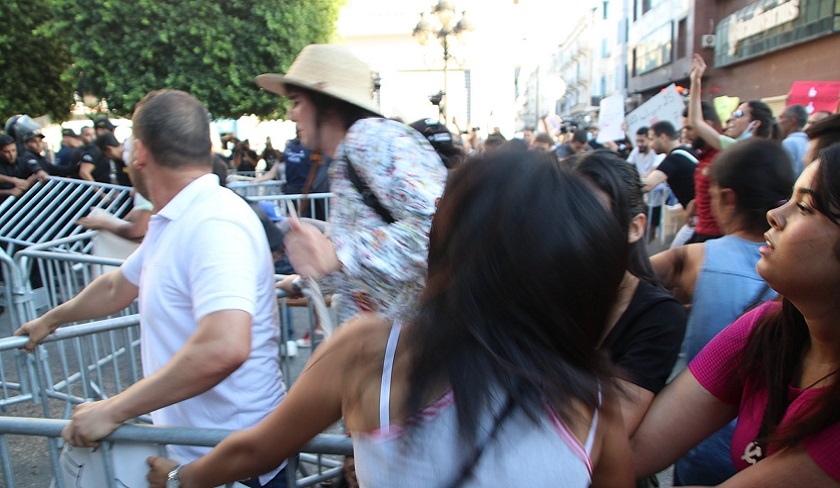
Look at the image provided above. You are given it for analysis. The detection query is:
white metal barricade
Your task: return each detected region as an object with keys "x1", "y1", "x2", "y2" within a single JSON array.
[
  {"x1": 0, "y1": 416, "x2": 352, "y2": 488},
  {"x1": 227, "y1": 179, "x2": 286, "y2": 199},
  {"x1": 0, "y1": 319, "x2": 349, "y2": 488},
  {"x1": 0, "y1": 178, "x2": 133, "y2": 255}
]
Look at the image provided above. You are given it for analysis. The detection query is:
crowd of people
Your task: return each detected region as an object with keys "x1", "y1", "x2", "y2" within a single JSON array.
[{"x1": 5, "y1": 43, "x2": 840, "y2": 488}]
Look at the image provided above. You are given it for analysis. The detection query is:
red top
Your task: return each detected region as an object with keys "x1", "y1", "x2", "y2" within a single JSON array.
[{"x1": 693, "y1": 147, "x2": 722, "y2": 237}]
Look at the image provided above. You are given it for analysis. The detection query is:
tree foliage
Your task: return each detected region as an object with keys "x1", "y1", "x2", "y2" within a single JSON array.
[
  {"x1": 0, "y1": 0, "x2": 76, "y2": 124},
  {"x1": 49, "y1": 0, "x2": 343, "y2": 119}
]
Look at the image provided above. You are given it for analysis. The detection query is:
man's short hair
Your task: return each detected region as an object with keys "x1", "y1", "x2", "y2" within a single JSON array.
[
  {"x1": 534, "y1": 132, "x2": 555, "y2": 145},
  {"x1": 650, "y1": 121, "x2": 678, "y2": 140},
  {"x1": 571, "y1": 129, "x2": 588, "y2": 144},
  {"x1": 95, "y1": 133, "x2": 120, "y2": 151},
  {"x1": 784, "y1": 104, "x2": 808, "y2": 129},
  {"x1": 132, "y1": 90, "x2": 212, "y2": 169},
  {"x1": 635, "y1": 126, "x2": 650, "y2": 137},
  {"x1": 0, "y1": 134, "x2": 14, "y2": 147}
]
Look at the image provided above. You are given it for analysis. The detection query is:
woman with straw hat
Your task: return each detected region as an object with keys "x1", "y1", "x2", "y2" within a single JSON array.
[{"x1": 264, "y1": 44, "x2": 447, "y2": 326}]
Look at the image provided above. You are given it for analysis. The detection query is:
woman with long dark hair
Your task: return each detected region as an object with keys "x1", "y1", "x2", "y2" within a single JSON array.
[
  {"x1": 634, "y1": 143, "x2": 840, "y2": 486},
  {"x1": 572, "y1": 150, "x2": 686, "y2": 437},
  {"x1": 650, "y1": 138, "x2": 794, "y2": 485},
  {"x1": 148, "y1": 149, "x2": 634, "y2": 487}
]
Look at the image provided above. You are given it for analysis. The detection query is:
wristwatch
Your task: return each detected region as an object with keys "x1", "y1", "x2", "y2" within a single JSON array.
[{"x1": 166, "y1": 464, "x2": 184, "y2": 488}]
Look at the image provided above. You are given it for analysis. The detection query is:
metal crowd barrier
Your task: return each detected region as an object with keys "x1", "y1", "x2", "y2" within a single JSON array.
[
  {"x1": 13, "y1": 238, "x2": 132, "y2": 322},
  {"x1": 227, "y1": 179, "x2": 286, "y2": 198},
  {"x1": 0, "y1": 316, "x2": 141, "y2": 419},
  {"x1": 0, "y1": 178, "x2": 133, "y2": 255},
  {"x1": 0, "y1": 319, "x2": 348, "y2": 488},
  {"x1": 0, "y1": 417, "x2": 352, "y2": 488},
  {"x1": 247, "y1": 192, "x2": 333, "y2": 222},
  {"x1": 0, "y1": 177, "x2": 134, "y2": 336},
  {"x1": 0, "y1": 178, "x2": 344, "y2": 486}
]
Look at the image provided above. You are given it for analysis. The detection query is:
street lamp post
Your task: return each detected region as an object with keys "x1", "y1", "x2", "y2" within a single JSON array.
[{"x1": 413, "y1": 0, "x2": 472, "y2": 125}]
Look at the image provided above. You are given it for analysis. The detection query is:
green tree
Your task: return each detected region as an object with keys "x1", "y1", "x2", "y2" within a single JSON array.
[
  {"x1": 50, "y1": 0, "x2": 343, "y2": 119},
  {"x1": 0, "y1": 0, "x2": 76, "y2": 124}
]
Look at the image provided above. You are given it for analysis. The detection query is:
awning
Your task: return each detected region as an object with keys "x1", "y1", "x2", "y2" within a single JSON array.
[{"x1": 787, "y1": 81, "x2": 840, "y2": 114}]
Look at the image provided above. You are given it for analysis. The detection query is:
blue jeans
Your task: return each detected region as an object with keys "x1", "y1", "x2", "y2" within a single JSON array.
[{"x1": 673, "y1": 420, "x2": 738, "y2": 486}]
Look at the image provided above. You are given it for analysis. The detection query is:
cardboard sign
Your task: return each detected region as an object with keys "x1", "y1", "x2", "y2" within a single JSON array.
[
  {"x1": 596, "y1": 94, "x2": 626, "y2": 143},
  {"x1": 626, "y1": 84, "x2": 685, "y2": 138},
  {"x1": 714, "y1": 96, "x2": 741, "y2": 126}
]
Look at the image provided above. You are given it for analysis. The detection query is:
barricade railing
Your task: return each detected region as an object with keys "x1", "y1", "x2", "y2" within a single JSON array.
[
  {"x1": 13, "y1": 237, "x2": 129, "y2": 322},
  {"x1": 0, "y1": 417, "x2": 352, "y2": 488},
  {"x1": 248, "y1": 192, "x2": 333, "y2": 222},
  {"x1": 0, "y1": 178, "x2": 133, "y2": 255},
  {"x1": 0, "y1": 316, "x2": 142, "y2": 418},
  {"x1": 227, "y1": 179, "x2": 286, "y2": 199},
  {"x1": 0, "y1": 248, "x2": 28, "y2": 337},
  {"x1": 227, "y1": 170, "x2": 272, "y2": 180}
]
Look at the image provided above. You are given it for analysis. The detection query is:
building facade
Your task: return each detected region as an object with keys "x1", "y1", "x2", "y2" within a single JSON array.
[
  {"x1": 709, "y1": 0, "x2": 840, "y2": 114},
  {"x1": 627, "y1": 0, "x2": 840, "y2": 114}
]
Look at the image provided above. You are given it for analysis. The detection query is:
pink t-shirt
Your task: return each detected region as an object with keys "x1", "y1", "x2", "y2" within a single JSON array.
[{"x1": 689, "y1": 301, "x2": 840, "y2": 481}]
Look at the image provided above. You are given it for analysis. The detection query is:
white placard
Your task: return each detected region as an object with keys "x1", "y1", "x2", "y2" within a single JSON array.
[
  {"x1": 57, "y1": 442, "x2": 162, "y2": 488},
  {"x1": 596, "y1": 94, "x2": 626, "y2": 142},
  {"x1": 625, "y1": 84, "x2": 685, "y2": 139}
]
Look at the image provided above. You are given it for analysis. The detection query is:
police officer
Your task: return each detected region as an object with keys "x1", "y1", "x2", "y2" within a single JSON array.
[
  {"x1": 0, "y1": 133, "x2": 45, "y2": 201},
  {"x1": 20, "y1": 131, "x2": 77, "y2": 177},
  {"x1": 54, "y1": 128, "x2": 83, "y2": 166}
]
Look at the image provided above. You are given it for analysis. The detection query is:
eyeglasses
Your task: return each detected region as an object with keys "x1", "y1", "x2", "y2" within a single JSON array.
[{"x1": 731, "y1": 109, "x2": 745, "y2": 119}]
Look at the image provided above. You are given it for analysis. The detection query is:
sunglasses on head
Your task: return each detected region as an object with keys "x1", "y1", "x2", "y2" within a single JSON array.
[{"x1": 732, "y1": 109, "x2": 745, "y2": 119}]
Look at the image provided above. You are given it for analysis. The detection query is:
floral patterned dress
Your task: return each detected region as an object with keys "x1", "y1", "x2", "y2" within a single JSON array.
[{"x1": 321, "y1": 118, "x2": 448, "y2": 322}]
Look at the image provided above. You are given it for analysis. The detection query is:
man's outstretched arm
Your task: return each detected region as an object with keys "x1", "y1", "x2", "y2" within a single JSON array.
[
  {"x1": 14, "y1": 270, "x2": 139, "y2": 352},
  {"x1": 60, "y1": 309, "x2": 252, "y2": 447}
]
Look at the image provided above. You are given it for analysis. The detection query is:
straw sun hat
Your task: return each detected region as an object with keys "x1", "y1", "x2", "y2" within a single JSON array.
[{"x1": 255, "y1": 44, "x2": 382, "y2": 116}]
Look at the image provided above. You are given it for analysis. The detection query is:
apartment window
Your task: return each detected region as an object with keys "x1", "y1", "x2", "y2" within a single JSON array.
[
  {"x1": 603, "y1": 1, "x2": 609, "y2": 20},
  {"x1": 676, "y1": 18, "x2": 687, "y2": 59},
  {"x1": 634, "y1": 22, "x2": 673, "y2": 75},
  {"x1": 642, "y1": 0, "x2": 664, "y2": 14},
  {"x1": 618, "y1": 17, "x2": 629, "y2": 43}
]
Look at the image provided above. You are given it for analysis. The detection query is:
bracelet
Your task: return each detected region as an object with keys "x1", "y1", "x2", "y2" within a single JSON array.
[{"x1": 166, "y1": 463, "x2": 184, "y2": 488}]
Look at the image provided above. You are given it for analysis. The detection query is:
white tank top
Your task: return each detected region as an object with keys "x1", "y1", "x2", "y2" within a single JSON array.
[{"x1": 352, "y1": 323, "x2": 599, "y2": 488}]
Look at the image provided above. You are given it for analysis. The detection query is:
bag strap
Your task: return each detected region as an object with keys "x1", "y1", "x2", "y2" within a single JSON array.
[
  {"x1": 345, "y1": 158, "x2": 396, "y2": 224},
  {"x1": 297, "y1": 152, "x2": 324, "y2": 217}
]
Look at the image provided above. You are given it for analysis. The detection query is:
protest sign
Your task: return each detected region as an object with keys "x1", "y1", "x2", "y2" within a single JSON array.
[
  {"x1": 626, "y1": 84, "x2": 685, "y2": 138},
  {"x1": 596, "y1": 94, "x2": 626, "y2": 143},
  {"x1": 714, "y1": 96, "x2": 740, "y2": 127}
]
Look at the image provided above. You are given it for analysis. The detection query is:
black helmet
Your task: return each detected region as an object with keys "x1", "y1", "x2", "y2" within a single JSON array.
[{"x1": 4, "y1": 115, "x2": 41, "y2": 142}]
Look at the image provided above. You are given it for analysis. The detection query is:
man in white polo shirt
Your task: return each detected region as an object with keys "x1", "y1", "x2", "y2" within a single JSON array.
[{"x1": 15, "y1": 90, "x2": 288, "y2": 487}]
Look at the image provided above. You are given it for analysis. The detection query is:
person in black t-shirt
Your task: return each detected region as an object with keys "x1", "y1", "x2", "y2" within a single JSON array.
[
  {"x1": 74, "y1": 133, "x2": 122, "y2": 184},
  {"x1": 643, "y1": 120, "x2": 698, "y2": 209},
  {"x1": 571, "y1": 149, "x2": 687, "y2": 438}
]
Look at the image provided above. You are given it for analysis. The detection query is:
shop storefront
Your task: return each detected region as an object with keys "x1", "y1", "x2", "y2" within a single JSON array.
[{"x1": 709, "y1": 0, "x2": 840, "y2": 114}]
